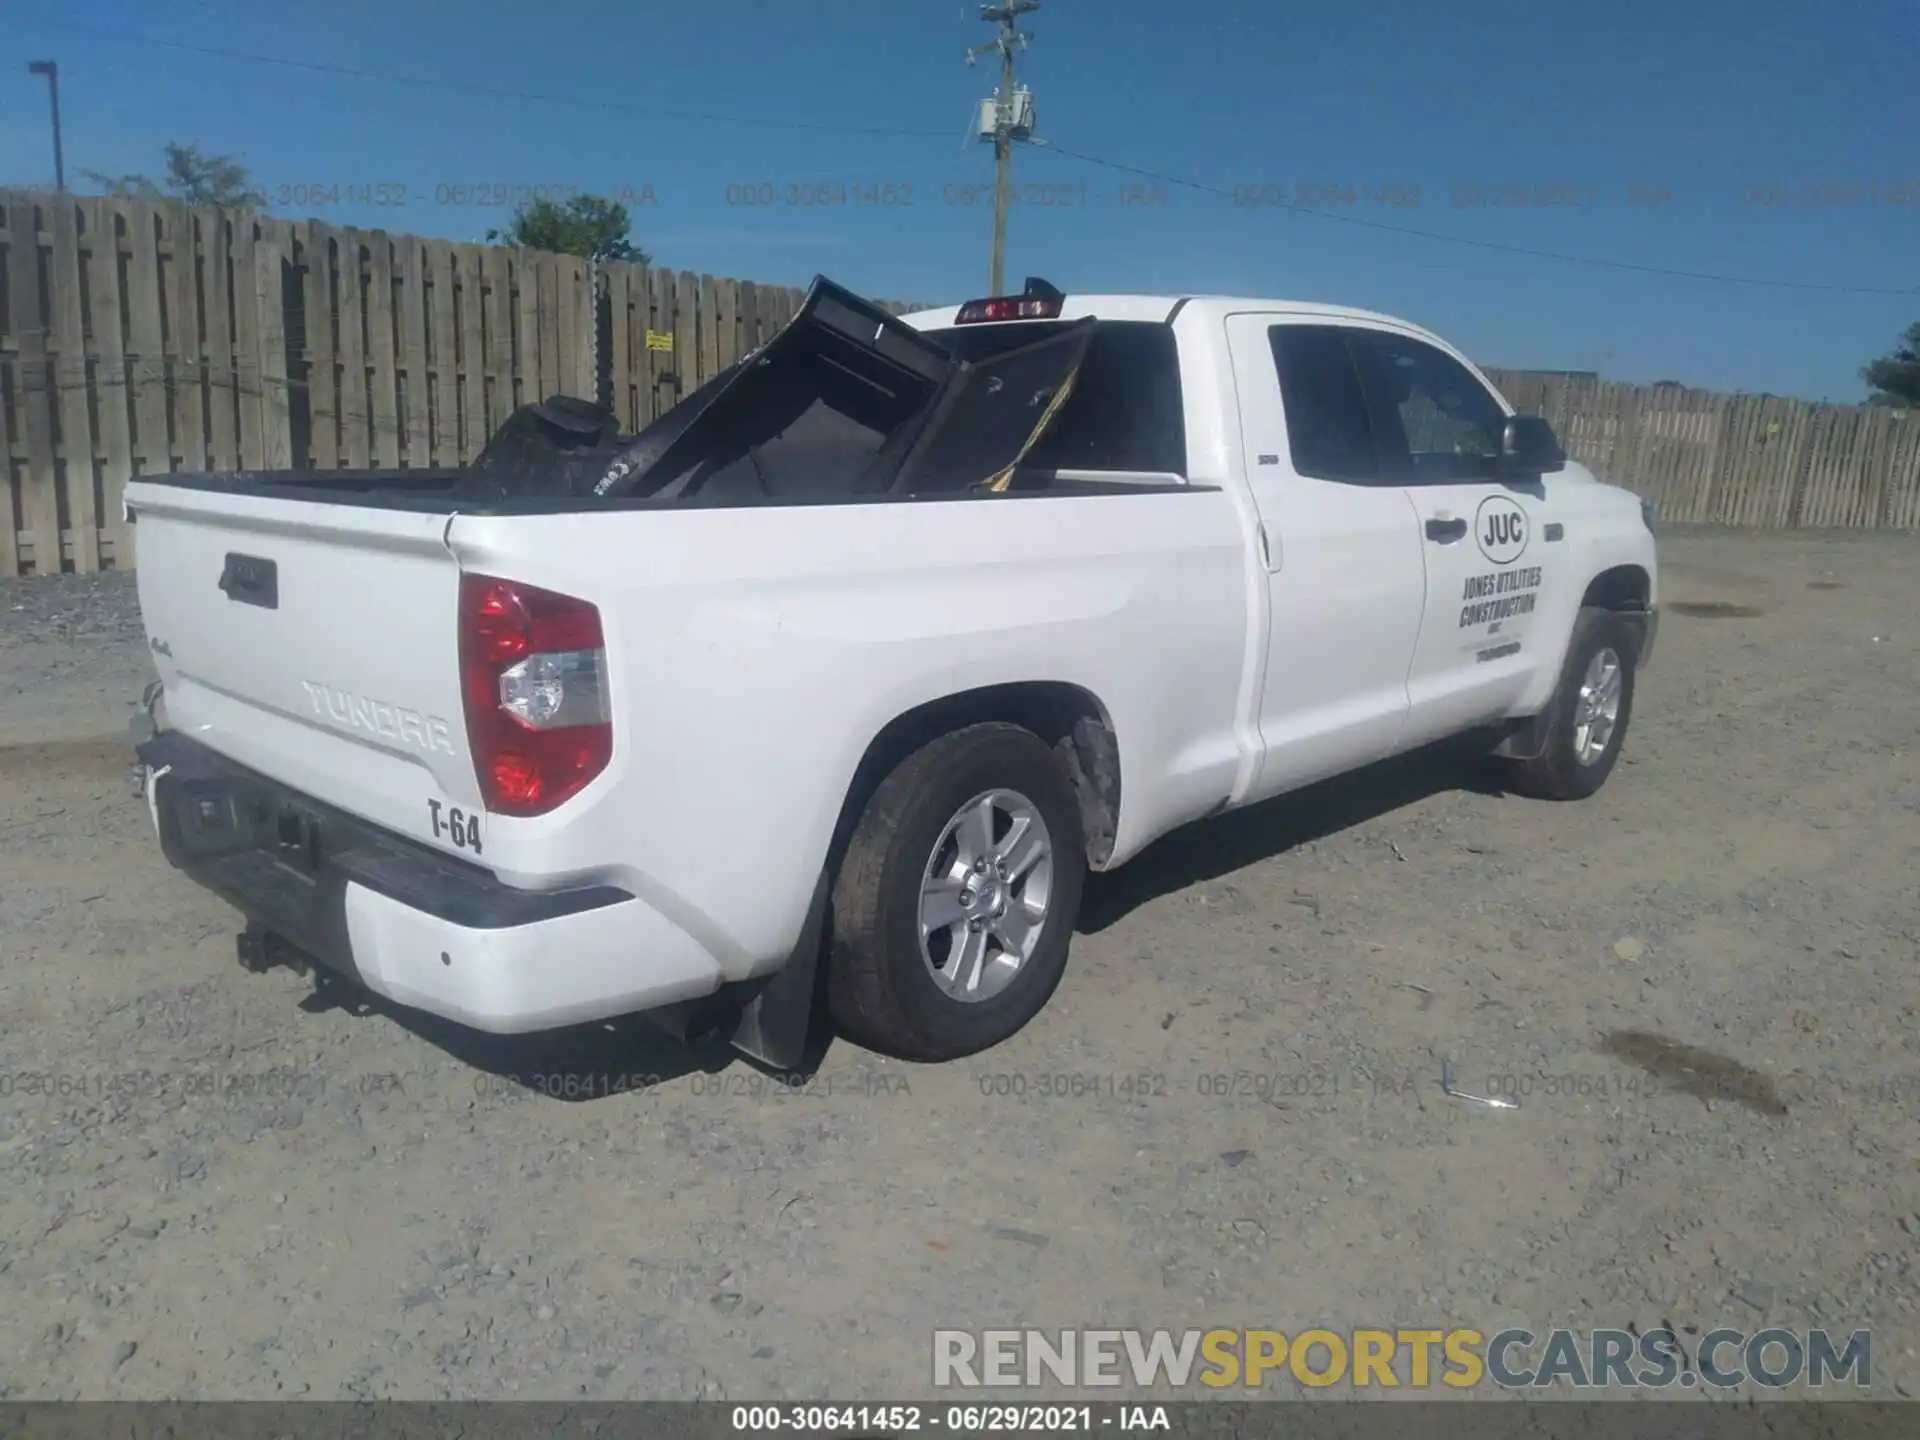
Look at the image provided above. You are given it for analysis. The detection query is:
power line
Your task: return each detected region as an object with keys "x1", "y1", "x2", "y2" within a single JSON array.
[
  {"x1": 1033, "y1": 141, "x2": 1920, "y2": 298},
  {"x1": 33, "y1": 18, "x2": 955, "y2": 139}
]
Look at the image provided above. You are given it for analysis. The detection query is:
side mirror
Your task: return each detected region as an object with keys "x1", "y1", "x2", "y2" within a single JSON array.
[{"x1": 1500, "y1": 414, "x2": 1566, "y2": 477}]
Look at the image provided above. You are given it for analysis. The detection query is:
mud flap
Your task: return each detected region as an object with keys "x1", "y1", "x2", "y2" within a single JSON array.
[
  {"x1": 1490, "y1": 712, "x2": 1549, "y2": 761},
  {"x1": 1624, "y1": 606, "x2": 1657, "y2": 667},
  {"x1": 722, "y1": 868, "x2": 832, "y2": 1069},
  {"x1": 1491, "y1": 609, "x2": 1598, "y2": 762},
  {"x1": 648, "y1": 867, "x2": 835, "y2": 1070},
  {"x1": 1056, "y1": 715, "x2": 1120, "y2": 867}
]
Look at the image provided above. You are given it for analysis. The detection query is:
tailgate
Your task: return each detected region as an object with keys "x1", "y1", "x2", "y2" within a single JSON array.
[{"x1": 127, "y1": 481, "x2": 482, "y2": 848}]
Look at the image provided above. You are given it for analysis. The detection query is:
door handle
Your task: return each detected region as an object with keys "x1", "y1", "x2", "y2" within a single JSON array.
[{"x1": 1425, "y1": 517, "x2": 1468, "y2": 544}]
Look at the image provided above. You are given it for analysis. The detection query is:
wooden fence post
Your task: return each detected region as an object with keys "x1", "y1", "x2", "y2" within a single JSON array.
[
  {"x1": 8, "y1": 195, "x2": 63, "y2": 574},
  {"x1": 255, "y1": 222, "x2": 295, "y2": 472}
]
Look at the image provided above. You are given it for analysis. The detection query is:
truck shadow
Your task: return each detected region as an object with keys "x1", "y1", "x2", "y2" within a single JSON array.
[
  {"x1": 311, "y1": 987, "x2": 736, "y2": 1102},
  {"x1": 1077, "y1": 739, "x2": 1509, "y2": 935},
  {"x1": 316, "y1": 739, "x2": 1511, "y2": 1095}
]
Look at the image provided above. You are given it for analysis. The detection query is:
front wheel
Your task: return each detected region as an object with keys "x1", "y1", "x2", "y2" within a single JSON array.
[
  {"x1": 826, "y1": 723, "x2": 1088, "y2": 1061},
  {"x1": 1506, "y1": 607, "x2": 1639, "y2": 800}
]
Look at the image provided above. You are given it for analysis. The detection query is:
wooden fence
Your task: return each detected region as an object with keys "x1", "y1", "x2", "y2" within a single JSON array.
[
  {"x1": 4, "y1": 185, "x2": 1917, "y2": 576},
  {"x1": 0, "y1": 187, "x2": 921, "y2": 575},
  {"x1": 1484, "y1": 370, "x2": 1920, "y2": 531}
]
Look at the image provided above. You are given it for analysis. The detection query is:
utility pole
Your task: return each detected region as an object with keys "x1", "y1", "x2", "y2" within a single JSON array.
[
  {"x1": 967, "y1": 2, "x2": 1038, "y2": 296},
  {"x1": 27, "y1": 61, "x2": 66, "y2": 192}
]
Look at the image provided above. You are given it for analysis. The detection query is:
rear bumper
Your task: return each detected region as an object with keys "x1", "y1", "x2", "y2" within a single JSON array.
[{"x1": 137, "y1": 732, "x2": 724, "y2": 1033}]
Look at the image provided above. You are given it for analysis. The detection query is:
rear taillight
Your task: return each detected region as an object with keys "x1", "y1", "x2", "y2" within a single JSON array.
[{"x1": 458, "y1": 574, "x2": 611, "y2": 817}]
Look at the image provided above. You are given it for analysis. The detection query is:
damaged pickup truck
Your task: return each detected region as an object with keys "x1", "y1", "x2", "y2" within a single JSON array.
[{"x1": 128, "y1": 276, "x2": 1658, "y2": 1065}]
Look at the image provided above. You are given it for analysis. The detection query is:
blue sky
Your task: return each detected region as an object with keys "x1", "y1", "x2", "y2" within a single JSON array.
[{"x1": 5, "y1": 0, "x2": 1916, "y2": 401}]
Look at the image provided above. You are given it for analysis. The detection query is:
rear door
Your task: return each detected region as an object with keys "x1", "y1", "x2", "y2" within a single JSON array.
[
  {"x1": 1342, "y1": 329, "x2": 1549, "y2": 741},
  {"x1": 1225, "y1": 315, "x2": 1428, "y2": 799},
  {"x1": 129, "y1": 482, "x2": 481, "y2": 850}
]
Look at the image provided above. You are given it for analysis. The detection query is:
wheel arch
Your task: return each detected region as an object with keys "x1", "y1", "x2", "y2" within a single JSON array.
[
  {"x1": 702, "y1": 681, "x2": 1120, "y2": 1071},
  {"x1": 834, "y1": 682, "x2": 1122, "y2": 873},
  {"x1": 1582, "y1": 563, "x2": 1652, "y2": 613},
  {"x1": 1581, "y1": 563, "x2": 1655, "y2": 663}
]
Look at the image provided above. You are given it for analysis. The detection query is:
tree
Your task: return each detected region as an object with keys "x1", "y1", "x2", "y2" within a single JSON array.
[
  {"x1": 488, "y1": 194, "x2": 648, "y2": 263},
  {"x1": 82, "y1": 142, "x2": 264, "y2": 209},
  {"x1": 1862, "y1": 321, "x2": 1920, "y2": 408}
]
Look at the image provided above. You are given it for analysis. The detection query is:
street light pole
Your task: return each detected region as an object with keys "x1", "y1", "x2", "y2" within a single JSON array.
[{"x1": 27, "y1": 61, "x2": 66, "y2": 192}]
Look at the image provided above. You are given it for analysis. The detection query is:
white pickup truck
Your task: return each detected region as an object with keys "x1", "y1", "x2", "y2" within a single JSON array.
[{"x1": 128, "y1": 277, "x2": 1658, "y2": 1066}]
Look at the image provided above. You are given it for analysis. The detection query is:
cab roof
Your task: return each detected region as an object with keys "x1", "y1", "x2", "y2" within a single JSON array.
[{"x1": 897, "y1": 294, "x2": 1427, "y2": 334}]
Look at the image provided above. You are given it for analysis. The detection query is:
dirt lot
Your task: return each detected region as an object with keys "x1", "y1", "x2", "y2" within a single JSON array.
[{"x1": 0, "y1": 528, "x2": 1916, "y2": 1403}]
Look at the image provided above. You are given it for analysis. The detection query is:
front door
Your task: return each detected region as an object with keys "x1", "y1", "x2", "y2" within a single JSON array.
[
  {"x1": 1342, "y1": 328, "x2": 1552, "y2": 743},
  {"x1": 1225, "y1": 315, "x2": 1428, "y2": 799}
]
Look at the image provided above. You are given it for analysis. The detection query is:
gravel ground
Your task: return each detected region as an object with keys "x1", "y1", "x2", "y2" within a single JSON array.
[{"x1": 0, "y1": 528, "x2": 1917, "y2": 1404}]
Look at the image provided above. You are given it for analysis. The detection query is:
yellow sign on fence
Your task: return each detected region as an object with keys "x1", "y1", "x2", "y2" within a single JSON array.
[{"x1": 644, "y1": 329, "x2": 675, "y2": 352}]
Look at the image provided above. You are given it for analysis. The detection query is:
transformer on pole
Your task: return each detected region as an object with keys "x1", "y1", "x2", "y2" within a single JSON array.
[{"x1": 966, "y1": 2, "x2": 1039, "y2": 296}]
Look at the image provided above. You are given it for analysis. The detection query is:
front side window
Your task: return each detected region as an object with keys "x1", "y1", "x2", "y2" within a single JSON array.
[{"x1": 1344, "y1": 330, "x2": 1507, "y2": 484}]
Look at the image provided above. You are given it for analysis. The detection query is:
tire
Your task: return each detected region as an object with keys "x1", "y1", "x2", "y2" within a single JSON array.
[
  {"x1": 1506, "y1": 606, "x2": 1639, "y2": 801},
  {"x1": 827, "y1": 723, "x2": 1088, "y2": 1062}
]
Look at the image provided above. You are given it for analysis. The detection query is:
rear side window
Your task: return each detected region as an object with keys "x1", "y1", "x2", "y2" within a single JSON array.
[
  {"x1": 924, "y1": 321, "x2": 1187, "y2": 474},
  {"x1": 1268, "y1": 325, "x2": 1378, "y2": 483},
  {"x1": 899, "y1": 324, "x2": 1098, "y2": 491}
]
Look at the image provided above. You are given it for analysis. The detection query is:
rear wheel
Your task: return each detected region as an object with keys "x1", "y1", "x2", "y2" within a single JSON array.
[
  {"x1": 1506, "y1": 606, "x2": 1638, "y2": 800},
  {"x1": 827, "y1": 723, "x2": 1087, "y2": 1061}
]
